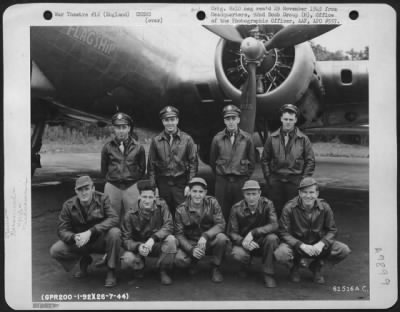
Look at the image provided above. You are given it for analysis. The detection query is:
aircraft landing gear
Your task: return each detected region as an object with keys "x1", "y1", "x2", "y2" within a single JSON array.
[{"x1": 31, "y1": 121, "x2": 45, "y2": 175}]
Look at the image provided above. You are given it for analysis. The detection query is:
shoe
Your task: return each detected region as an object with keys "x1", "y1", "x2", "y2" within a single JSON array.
[
  {"x1": 73, "y1": 255, "x2": 93, "y2": 279},
  {"x1": 263, "y1": 274, "x2": 277, "y2": 288},
  {"x1": 160, "y1": 270, "x2": 173, "y2": 285},
  {"x1": 104, "y1": 270, "x2": 117, "y2": 288},
  {"x1": 211, "y1": 267, "x2": 223, "y2": 283},
  {"x1": 310, "y1": 260, "x2": 325, "y2": 284},
  {"x1": 290, "y1": 265, "x2": 301, "y2": 283}
]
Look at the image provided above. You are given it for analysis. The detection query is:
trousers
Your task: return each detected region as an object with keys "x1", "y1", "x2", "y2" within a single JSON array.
[
  {"x1": 104, "y1": 182, "x2": 138, "y2": 223},
  {"x1": 175, "y1": 233, "x2": 229, "y2": 268},
  {"x1": 274, "y1": 241, "x2": 351, "y2": 267},
  {"x1": 215, "y1": 175, "x2": 247, "y2": 222},
  {"x1": 49, "y1": 227, "x2": 121, "y2": 271},
  {"x1": 231, "y1": 233, "x2": 279, "y2": 275},
  {"x1": 121, "y1": 235, "x2": 178, "y2": 270}
]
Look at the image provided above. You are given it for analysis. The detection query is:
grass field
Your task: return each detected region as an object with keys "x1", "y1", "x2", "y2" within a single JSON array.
[{"x1": 40, "y1": 124, "x2": 369, "y2": 158}]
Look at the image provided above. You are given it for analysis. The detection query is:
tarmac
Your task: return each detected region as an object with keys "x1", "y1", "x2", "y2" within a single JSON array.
[{"x1": 30, "y1": 153, "x2": 369, "y2": 304}]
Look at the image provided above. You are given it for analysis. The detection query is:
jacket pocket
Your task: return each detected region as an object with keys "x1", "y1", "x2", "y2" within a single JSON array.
[
  {"x1": 293, "y1": 159, "x2": 304, "y2": 171},
  {"x1": 240, "y1": 159, "x2": 249, "y2": 173}
]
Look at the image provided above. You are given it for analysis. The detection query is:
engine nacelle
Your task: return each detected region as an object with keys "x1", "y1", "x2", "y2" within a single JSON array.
[{"x1": 214, "y1": 26, "x2": 317, "y2": 119}]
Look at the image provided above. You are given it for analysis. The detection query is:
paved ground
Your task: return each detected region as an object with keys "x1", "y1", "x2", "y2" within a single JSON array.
[{"x1": 31, "y1": 153, "x2": 369, "y2": 303}]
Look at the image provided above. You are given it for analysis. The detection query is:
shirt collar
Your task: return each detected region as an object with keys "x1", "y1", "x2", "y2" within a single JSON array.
[
  {"x1": 160, "y1": 129, "x2": 181, "y2": 141},
  {"x1": 224, "y1": 128, "x2": 240, "y2": 138},
  {"x1": 297, "y1": 197, "x2": 323, "y2": 211}
]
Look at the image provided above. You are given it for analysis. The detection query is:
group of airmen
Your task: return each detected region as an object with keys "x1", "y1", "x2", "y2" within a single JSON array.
[{"x1": 49, "y1": 103, "x2": 351, "y2": 289}]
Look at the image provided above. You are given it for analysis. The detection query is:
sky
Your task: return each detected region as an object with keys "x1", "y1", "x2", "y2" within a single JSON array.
[{"x1": 311, "y1": 21, "x2": 370, "y2": 52}]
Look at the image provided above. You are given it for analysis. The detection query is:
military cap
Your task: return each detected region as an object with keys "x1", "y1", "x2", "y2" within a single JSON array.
[
  {"x1": 280, "y1": 104, "x2": 299, "y2": 115},
  {"x1": 188, "y1": 177, "x2": 208, "y2": 189},
  {"x1": 137, "y1": 180, "x2": 156, "y2": 192},
  {"x1": 159, "y1": 106, "x2": 179, "y2": 119},
  {"x1": 242, "y1": 180, "x2": 261, "y2": 191},
  {"x1": 298, "y1": 177, "x2": 318, "y2": 190},
  {"x1": 223, "y1": 105, "x2": 241, "y2": 118},
  {"x1": 111, "y1": 112, "x2": 133, "y2": 126},
  {"x1": 75, "y1": 175, "x2": 93, "y2": 190}
]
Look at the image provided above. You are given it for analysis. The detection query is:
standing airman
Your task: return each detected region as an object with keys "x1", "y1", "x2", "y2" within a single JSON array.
[{"x1": 210, "y1": 105, "x2": 256, "y2": 221}]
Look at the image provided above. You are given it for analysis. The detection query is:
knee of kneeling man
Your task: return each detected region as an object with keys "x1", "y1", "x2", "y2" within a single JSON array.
[
  {"x1": 162, "y1": 235, "x2": 178, "y2": 253},
  {"x1": 107, "y1": 227, "x2": 121, "y2": 238},
  {"x1": 265, "y1": 233, "x2": 279, "y2": 243},
  {"x1": 215, "y1": 233, "x2": 229, "y2": 244},
  {"x1": 49, "y1": 243, "x2": 59, "y2": 258}
]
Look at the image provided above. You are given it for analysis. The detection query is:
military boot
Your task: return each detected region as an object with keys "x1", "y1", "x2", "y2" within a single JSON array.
[
  {"x1": 160, "y1": 270, "x2": 173, "y2": 285},
  {"x1": 74, "y1": 255, "x2": 92, "y2": 279},
  {"x1": 310, "y1": 260, "x2": 325, "y2": 284}
]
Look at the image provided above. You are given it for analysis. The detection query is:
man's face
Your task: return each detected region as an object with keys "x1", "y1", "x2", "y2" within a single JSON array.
[
  {"x1": 75, "y1": 184, "x2": 95, "y2": 206},
  {"x1": 243, "y1": 189, "x2": 261, "y2": 207},
  {"x1": 224, "y1": 115, "x2": 240, "y2": 132},
  {"x1": 299, "y1": 185, "x2": 319, "y2": 208},
  {"x1": 162, "y1": 117, "x2": 179, "y2": 134},
  {"x1": 190, "y1": 185, "x2": 207, "y2": 205},
  {"x1": 139, "y1": 190, "x2": 156, "y2": 210},
  {"x1": 113, "y1": 124, "x2": 130, "y2": 141},
  {"x1": 280, "y1": 112, "x2": 297, "y2": 132}
]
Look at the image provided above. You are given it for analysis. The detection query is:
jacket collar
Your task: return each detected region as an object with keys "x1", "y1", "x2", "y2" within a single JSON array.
[
  {"x1": 223, "y1": 128, "x2": 244, "y2": 139},
  {"x1": 271, "y1": 127, "x2": 305, "y2": 138},
  {"x1": 159, "y1": 129, "x2": 181, "y2": 141},
  {"x1": 296, "y1": 197, "x2": 323, "y2": 211}
]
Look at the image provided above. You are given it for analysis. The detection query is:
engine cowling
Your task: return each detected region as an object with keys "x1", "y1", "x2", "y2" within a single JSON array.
[{"x1": 214, "y1": 25, "x2": 317, "y2": 119}]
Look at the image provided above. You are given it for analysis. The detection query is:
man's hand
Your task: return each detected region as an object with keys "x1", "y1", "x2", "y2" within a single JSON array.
[
  {"x1": 248, "y1": 241, "x2": 260, "y2": 251},
  {"x1": 192, "y1": 247, "x2": 205, "y2": 259},
  {"x1": 197, "y1": 237, "x2": 207, "y2": 251},
  {"x1": 184, "y1": 186, "x2": 190, "y2": 197},
  {"x1": 75, "y1": 230, "x2": 91, "y2": 248},
  {"x1": 138, "y1": 244, "x2": 150, "y2": 257},
  {"x1": 300, "y1": 243, "x2": 317, "y2": 256},
  {"x1": 313, "y1": 241, "x2": 325, "y2": 255},
  {"x1": 143, "y1": 238, "x2": 155, "y2": 252}
]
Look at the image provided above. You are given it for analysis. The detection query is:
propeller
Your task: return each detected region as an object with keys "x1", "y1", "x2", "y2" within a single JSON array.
[{"x1": 205, "y1": 24, "x2": 339, "y2": 133}]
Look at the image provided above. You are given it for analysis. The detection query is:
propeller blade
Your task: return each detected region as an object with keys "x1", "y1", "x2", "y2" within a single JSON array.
[
  {"x1": 203, "y1": 25, "x2": 243, "y2": 43},
  {"x1": 264, "y1": 25, "x2": 340, "y2": 50},
  {"x1": 240, "y1": 62, "x2": 257, "y2": 133}
]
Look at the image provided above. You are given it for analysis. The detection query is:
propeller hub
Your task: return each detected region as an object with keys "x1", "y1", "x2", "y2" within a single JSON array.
[{"x1": 240, "y1": 37, "x2": 265, "y2": 62}]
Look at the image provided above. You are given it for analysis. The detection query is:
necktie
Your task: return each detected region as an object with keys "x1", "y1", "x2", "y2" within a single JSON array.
[
  {"x1": 119, "y1": 141, "x2": 124, "y2": 154},
  {"x1": 284, "y1": 133, "x2": 289, "y2": 146},
  {"x1": 230, "y1": 133, "x2": 235, "y2": 145},
  {"x1": 169, "y1": 135, "x2": 173, "y2": 146}
]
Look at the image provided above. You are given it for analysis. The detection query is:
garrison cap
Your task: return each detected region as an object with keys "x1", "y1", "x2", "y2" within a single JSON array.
[
  {"x1": 111, "y1": 112, "x2": 133, "y2": 126},
  {"x1": 188, "y1": 177, "x2": 208, "y2": 189},
  {"x1": 298, "y1": 177, "x2": 318, "y2": 190},
  {"x1": 159, "y1": 106, "x2": 179, "y2": 119},
  {"x1": 223, "y1": 105, "x2": 241, "y2": 118},
  {"x1": 75, "y1": 175, "x2": 93, "y2": 190},
  {"x1": 137, "y1": 180, "x2": 156, "y2": 193},
  {"x1": 242, "y1": 180, "x2": 261, "y2": 191},
  {"x1": 280, "y1": 104, "x2": 299, "y2": 115}
]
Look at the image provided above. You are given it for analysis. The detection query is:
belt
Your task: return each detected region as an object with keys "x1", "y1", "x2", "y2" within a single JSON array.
[
  {"x1": 109, "y1": 180, "x2": 135, "y2": 190},
  {"x1": 158, "y1": 174, "x2": 186, "y2": 186},
  {"x1": 222, "y1": 175, "x2": 245, "y2": 182}
]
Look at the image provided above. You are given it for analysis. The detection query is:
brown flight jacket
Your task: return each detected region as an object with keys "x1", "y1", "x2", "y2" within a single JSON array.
[
  {"x1": 228, "y1": 196, "x2": 278, "y2": 246},
  {"x1": 147, "y1": 129, "x2": 198, "y2": 186},
  {"x1": 57, "y1": 191, "x2": 119, "y2": 245},
  {"x1": 175, "y1": 196, "x2": 226, "y2": 254},
  {"x1": 261, "y1": 127, "x2": 315, "y2": 179},
  {"x1": 121, "y1": 198, "x2": 173, "y2": 252},
  {"x1": 101, "y1": 136, "x2": 146, "y2": 186},
  {"x1": 209, "y1": 128, "x2": 255, "y2": 177},
  {"x1": 279, "y1": 197, "x2": 337, "y2": 250}
]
